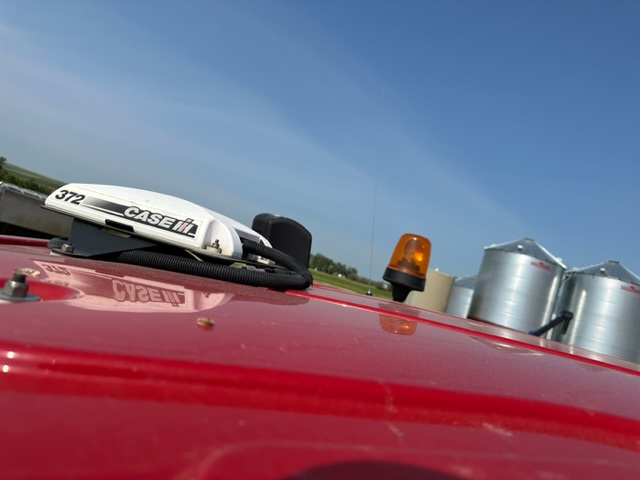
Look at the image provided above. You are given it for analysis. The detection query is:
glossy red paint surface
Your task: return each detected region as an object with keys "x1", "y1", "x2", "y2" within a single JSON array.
[{"x1": 1, "y1": 235, "x2": 639, "y2": 479}]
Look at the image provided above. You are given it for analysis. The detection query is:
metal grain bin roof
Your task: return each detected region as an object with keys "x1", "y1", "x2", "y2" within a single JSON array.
[
  {"x1": 484, "y1": 237, "x2": 565, "y2": 268},
  {"x1": 571, "y1": 260, "x2": 640, "y2": 286},
  {"x1": 453, "y1": 275, "x2": 476, "y2": 289}
]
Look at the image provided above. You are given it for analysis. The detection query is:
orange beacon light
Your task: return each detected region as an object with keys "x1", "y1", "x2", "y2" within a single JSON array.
[{"x1": 383, "y1": 233, "x2": 431, "y2": 302}]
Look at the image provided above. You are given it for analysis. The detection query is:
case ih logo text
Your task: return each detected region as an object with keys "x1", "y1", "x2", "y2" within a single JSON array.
[
  {"x1": 124, "y1": 207, "x2": 198, "y2": 236},
  {"x1": 621, "y1": 284, "x2": 640, "y2": 295},
  {"x1": 112, "y1": 279, "x2": 185, "y2": 306},
  {"x1": 530, "y1": 260, "x2": 551, "y2": 271}
]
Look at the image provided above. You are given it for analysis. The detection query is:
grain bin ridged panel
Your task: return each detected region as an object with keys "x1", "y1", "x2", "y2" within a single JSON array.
[
  {"x1": 468, "y1": 238, "x2": 565, "y2": 332},
  {"x1": 445, "y1": 276, "x2": 476, "y2": 318},
  {"x1": 551, "y1": 261, "x2": 640, "y2": 363}
]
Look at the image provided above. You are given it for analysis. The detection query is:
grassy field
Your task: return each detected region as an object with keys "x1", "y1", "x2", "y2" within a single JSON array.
[
  {"x1": 2, "y1": 163, "x2": 65, "y2": 190},
  {"x1": 311, "y1": 269, "x2": 392, "y2": 299}
]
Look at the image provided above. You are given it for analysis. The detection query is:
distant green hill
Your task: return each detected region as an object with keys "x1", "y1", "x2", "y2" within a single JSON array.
[{"x1": 0, "y1": 162, "x2": 65, "y2": 194}]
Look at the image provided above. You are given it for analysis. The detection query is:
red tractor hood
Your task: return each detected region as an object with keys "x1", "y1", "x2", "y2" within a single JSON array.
[{"x1": 1, "y1": 236, "x2": 639, "y2": 479}]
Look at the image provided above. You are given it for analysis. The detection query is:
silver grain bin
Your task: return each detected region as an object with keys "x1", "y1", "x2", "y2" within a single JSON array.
[
  {"x1": 468, "y1": 238, "x2": 565, "y2": 332},
  {"x1": 550, "y1": 261, "x2": 640, "y2": 363},
  {"x1": 445, "y1": 275, "x2": 476, "y2": 318}
]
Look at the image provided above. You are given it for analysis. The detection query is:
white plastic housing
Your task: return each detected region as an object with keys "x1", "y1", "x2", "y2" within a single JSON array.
[{"x1": 45, "y1": 184, "x2": 271, "y2": 259}]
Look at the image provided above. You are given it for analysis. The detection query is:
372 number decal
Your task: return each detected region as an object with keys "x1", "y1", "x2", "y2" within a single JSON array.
[{"x1": 54, "y1": 189, "x2": 85, "y2": 205}]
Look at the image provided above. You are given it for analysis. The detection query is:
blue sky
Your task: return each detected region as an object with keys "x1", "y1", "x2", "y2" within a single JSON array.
[{"x1": 1, "y1": 1, "x2": 639, "y2": 280}]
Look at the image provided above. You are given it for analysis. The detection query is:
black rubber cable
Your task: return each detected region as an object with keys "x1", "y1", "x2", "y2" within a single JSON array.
[{"x1": 112, "y1": 239, "x2": 313, "y2": 290}]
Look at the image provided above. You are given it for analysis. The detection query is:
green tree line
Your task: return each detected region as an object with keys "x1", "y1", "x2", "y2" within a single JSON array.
[{"x1": 309, "y1": 253, "x2": 388, "y2": 290}]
